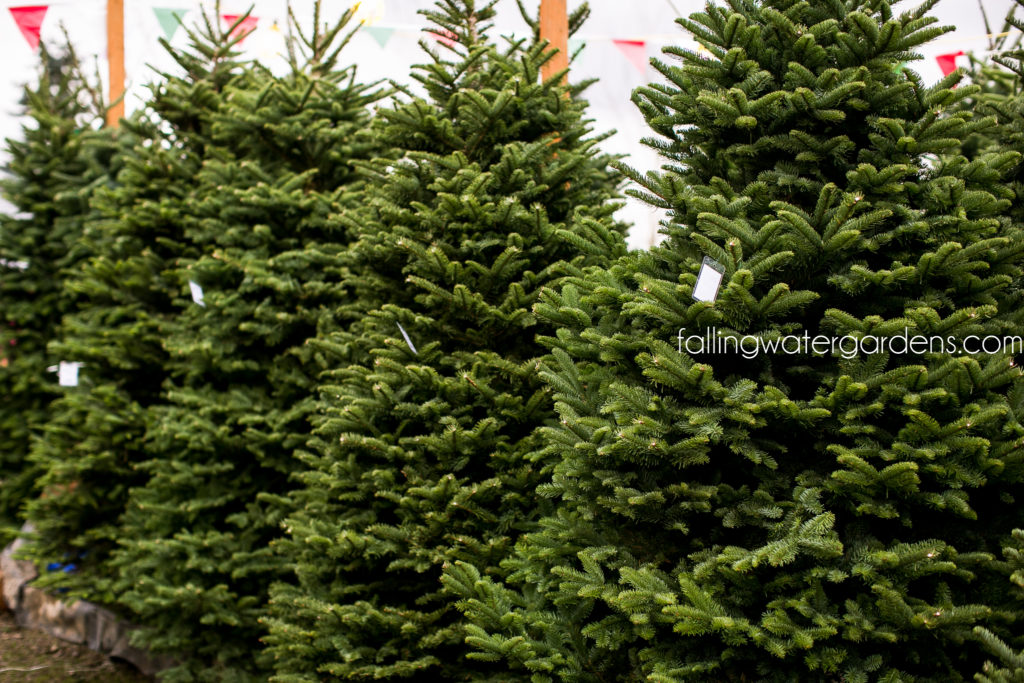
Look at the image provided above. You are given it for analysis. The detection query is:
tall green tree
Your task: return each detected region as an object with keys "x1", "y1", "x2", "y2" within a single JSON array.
[
  {"x1": 23, "y1": 11, "x2": 252, "y2": 602},
  {"x1": 0, "y1": 43, "x2": 115, "y2": 537},
  {"x1": 107, "y1": 6, "x2": 386, "y2": 681},
  {"x1": 265, "y1": 1, "x2": 626, "y2": 680},
  {"x1": 448, "y1": 1, "x2": 1024, "y2": 680}
]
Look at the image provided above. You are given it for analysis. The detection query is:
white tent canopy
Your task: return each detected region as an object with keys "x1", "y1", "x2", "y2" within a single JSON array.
[{"x1": 0, "y1": 0, "x2": 1017, "y2": 247}]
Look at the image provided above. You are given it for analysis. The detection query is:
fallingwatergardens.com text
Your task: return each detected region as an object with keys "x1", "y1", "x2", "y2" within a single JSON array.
[{"x1": 677, "y1": 328, "x2": 1024, "y2": 359}]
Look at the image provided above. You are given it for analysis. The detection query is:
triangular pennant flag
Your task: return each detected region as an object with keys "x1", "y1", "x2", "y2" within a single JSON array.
[
  {"x1": 569, "y1": 38, "x2": 585, "y2": 56},
  {"x1": 428, "y1": 28, "x2": 456, "y2": 48},
  {"x1": 154, "y1": 7, "x2": 187, "y2": 41},
  {"x1": 9, "y1": 6, "x2": 47, "y2": 51},
  {"x1": 365, "y1": 26, "x2": 394, "y2": 49},
  {"x1": 613, "y1": 39, "x2": 647, "y2": 74},
  {"x1": 223, "y1": 14, "x2": 258, "y2": 43},
  {"x1": 935, "y1": 50, "x2": 964, "y2": 77}
]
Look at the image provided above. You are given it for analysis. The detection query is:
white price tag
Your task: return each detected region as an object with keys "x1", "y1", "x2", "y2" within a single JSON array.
[
  {"x1": 692, "y1": 256, "x2": 725, "y2": 303},
  {"x1": 189, "y1": 280, "x2": 205, "y2": 307},
  {"x1": 58, "y1": 361, "x2": 82, "y2": 387},
  {"x1": 396, "y1": 322, "x2": 418, "y2": 355}
]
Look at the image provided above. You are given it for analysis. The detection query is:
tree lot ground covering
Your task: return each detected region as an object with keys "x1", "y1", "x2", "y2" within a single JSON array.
[{"x1": 0, "y1": 610, "x2": 151, "y2": 682}]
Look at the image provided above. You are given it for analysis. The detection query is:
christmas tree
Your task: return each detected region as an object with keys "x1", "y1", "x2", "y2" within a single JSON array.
[
  {"x1": 0, "y1": 42, "x2": 115, "y2": 536},
  {"x1": 23, "y1": 11, "x2": 252, "y2": 601},
  {"x1": 448, "y1": 0, "x2": 1024, "y2": 680},
  {"x1": 265, "y1": 1, "x2": 625, "y2": 679},
  {"x1": 107, "y1": 5, "x2": 386, "y2": 680}
]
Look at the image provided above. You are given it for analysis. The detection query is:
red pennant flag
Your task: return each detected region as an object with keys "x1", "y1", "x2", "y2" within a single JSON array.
[
  {"x1": 613, "y1": 39, "x2": 647, "y2": 74},
  {"x1": 427, "y1": 29, "x2": 457, "y2": 48},
  {"x1": 223, "y1": 14, "x2": 258, "y2": 43},
  {"x1": 9, "y1": 5, "x2": 47, "y2": 50},
  {"x1": 935, "y1": 50, "x2": 964, "y2": 77}
]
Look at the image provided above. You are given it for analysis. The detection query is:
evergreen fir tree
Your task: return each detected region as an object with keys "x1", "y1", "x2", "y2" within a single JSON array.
[
  {"x1": 265, "y1": 1, "x2": 625, "y2": 679},
  {"x1": 448, "y1": 1, "x2": 1024, "y2": 680},
  {"x1": 0, "y1": 42, "x2": 115, "y2": 536},
  {"x1": 23, "y1": 11, "x2": 252, "y2": 601},
  {"x1": 107, "y1": 5, "x2": 386, "y2": 680}
]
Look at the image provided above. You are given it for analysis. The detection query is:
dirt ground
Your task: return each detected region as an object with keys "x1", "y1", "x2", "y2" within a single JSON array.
[{"x1": 0, "y1": 610, "x2": 151, "y2": 682}]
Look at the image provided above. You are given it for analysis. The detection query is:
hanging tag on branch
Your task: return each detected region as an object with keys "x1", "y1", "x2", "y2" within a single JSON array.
[
  {"x1": 396, "y1": 322, "x2": 418, "y2": 355},
  {"x1": 189, "y1": 281, "x2": 205, "y2": 307},
  {"x1": 56, "y1": 361, "x2": 83, "y2": 387},
  {"x1": 692, "y1": 256, "x2": 725, "y2": 303}
]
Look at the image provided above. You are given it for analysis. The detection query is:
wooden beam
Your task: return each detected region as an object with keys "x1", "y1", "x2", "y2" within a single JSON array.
[
  {"x1": 106, "y1": 0, "x2": 124, "y2": 127},
  {"x1": 539, "y1": 0, "x2": 569, "y2": 84}
]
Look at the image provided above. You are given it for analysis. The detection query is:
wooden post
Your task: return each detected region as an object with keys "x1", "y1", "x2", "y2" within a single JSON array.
[
  {"x1": 106, "y1": 0, "x2": 124, "y2": 127},
  {"x1": 539, "y1": 0, "x2": 569, "y2": 84}
]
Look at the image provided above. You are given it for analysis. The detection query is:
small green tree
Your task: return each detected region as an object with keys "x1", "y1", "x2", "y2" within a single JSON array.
[
  {"x1": 449, "y1": 1, "x2": 1024, "y2": 680},
  {"x1": 265, "y1": 1, "x2": 626, "y2": 680},
  {"x1": 107, "y1": 5, "x2": 386, "y2": 680},
  {"x1": 0, "y1": 42, "x2": 115, "y2": 536}
]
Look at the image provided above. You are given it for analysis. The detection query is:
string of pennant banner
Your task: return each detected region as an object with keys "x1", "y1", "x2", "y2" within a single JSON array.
[{"x1": 5, "y1": 4, "x2": 1021, "y2": 79}]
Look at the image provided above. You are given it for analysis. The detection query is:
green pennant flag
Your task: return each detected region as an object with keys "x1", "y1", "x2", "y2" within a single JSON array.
[
  {"x1": 365, "y1": 26, "x2": 394, "y2": 49},
  {"x1": 569, "y1": 38, "x2": 585, "y2": 56},
  {"x1": 154, "y1": 7, "x2": 187, "y2": 41}
]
